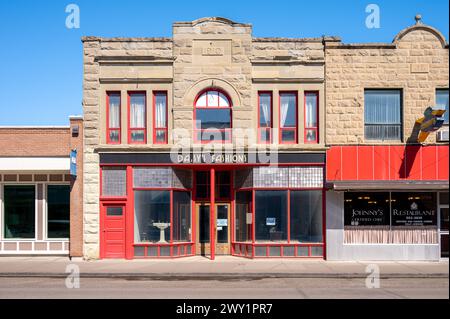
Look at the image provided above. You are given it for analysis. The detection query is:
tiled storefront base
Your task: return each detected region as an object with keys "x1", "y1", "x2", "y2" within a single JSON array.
[
  {"x1": 133, "y1": 243, "x2": 195, "y2": 258},
  {"x1": 0, "y1": 241, "x2": 69, "y2": 255},
  {"x1": 232, "y1": 243, "x2": 324, "y2": 258},
  {"x1": 131, "y1": 242, "x2": 324, "y2": 259}
]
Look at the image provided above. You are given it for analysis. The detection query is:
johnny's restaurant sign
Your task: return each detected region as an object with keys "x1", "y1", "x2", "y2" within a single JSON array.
[
  {"x1": 345, "y1": 194, "x2": 437, "y2": 227},
  {"x1": 391, "y1": 202, "x2": 437, "y2": 226}
]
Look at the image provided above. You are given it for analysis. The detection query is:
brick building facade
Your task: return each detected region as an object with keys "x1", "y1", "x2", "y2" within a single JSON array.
[{"x1": 0, "y1": 117, "x2": 83, "y2": 256}]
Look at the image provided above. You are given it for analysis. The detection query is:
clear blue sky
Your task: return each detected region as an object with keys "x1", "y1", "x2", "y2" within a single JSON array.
[{"x1": 0, "y1": 0, "x2": 448, "y2": 125}]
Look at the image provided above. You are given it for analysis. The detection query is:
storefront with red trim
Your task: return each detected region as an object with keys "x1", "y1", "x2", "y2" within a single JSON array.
[
  {"x1": 326, "y1": 145, "x2": 449, "y2": 261},
  {"x1": 99, "y1": 152, "x2": 326, "y2": 260}
]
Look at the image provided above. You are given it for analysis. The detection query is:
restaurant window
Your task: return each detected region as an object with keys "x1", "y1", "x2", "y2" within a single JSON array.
[
  {"x1": 194, "y1": 89, "x2": 232, "y2": 143},
  {"x1": 279, "y1": 92, "x2": 298, "y2": 144},
  {"x1": 134, "y1": 191, "x2": 170, "y2": 243},
  {"x1": 235, "y1": 191, "x2": 252, "y2": 242},
  {"x1": 154, "y1": 92, "x2": 168, "y2": 144},
  {"x1": 364, "y1": 89, "x2": 402, "y2": 141},
  {"x1": 172, "y1": 191, "x2": 191, "y2": 242},
  {"x1": 344, "y1": 192, "x2": 438, "y2": 244},
  {"x1": 290, "y1": 191, "x2": 322, "y2": 242},
  {"x1": 107, "y1": 92, "x2": 121, "y2": 144},
  {"x1": 258, "y1": 92, "x2": 272, "y2": 143},
  {"x1": 3, "y1": 185, "x2": 35, "y2": 239},
  {"x1": 304, "y1": 92, "x2": 319, "y2": 143},
  {"x1": 344, "y1": 192, "x2": 390, "y2": 227},
  {"x1": 128, "y1": 92, "x2": 146, "y2": 143},
  {"x1": 47, "y1": 185, "x2": 70, "y2": 238},
  {"x1": 255, "y1": 191, "x2": 287, "y2": 241},
  {"x1": 436, "y1": 89, "x2": 449, "y2": 124},
  {"x1": 390, "y1": 192, "x2": 437, "y2": 227}
]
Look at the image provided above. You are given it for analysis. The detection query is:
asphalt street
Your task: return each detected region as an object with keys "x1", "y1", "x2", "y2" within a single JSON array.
[{"x1": 0, "y1": 276, "x2": 447, "y2": 299}]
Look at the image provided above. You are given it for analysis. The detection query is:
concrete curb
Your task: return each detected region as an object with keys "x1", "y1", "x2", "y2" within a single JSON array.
[{"x1": 0, "y1": 272, "x2": 447, "y2": 279}]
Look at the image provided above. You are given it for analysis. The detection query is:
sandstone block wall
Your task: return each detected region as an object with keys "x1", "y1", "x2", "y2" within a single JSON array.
[{"x1": 325, "y1": 24, "x2": 449, "y2": 145}]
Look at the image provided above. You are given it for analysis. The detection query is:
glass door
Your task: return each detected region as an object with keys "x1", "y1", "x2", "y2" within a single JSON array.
[
  {"x1": 215, "y1": 204, "x2": 230, "y2": 255},
  {"x1": 197, "y1": 203, "x2": 211, "y2": 256},
  {"x1": 196, "y1": 203, "x2": 231, "y2": 256}
]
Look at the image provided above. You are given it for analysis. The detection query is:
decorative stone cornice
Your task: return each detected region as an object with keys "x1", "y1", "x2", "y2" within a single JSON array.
[
  {"x1": 250, "y1": 58, "x2": 324, "y2": 65},
  {"x1": 326, "y1": 43, "x2": 396, "y2": 49},
  {"x1": 253, "y1": 37, "x2": 339, "y2": 43},
  {"x1": 95, "y1": 55, "x2": 175, "y2": 65},
  {"x1": 252, "y1": 77, "x2": 324, "y2": 84},
  {"x1": 99, "y1": 78, "x2": 173, "y2": 84},
  {"x1": 82, "y1": 36, "x2": 172, "y2": 42}
]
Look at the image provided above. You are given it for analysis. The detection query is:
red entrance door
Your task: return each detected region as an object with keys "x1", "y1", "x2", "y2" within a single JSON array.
[{"x1": 101, "y1": 204, "x2": 126, "y2": 259}]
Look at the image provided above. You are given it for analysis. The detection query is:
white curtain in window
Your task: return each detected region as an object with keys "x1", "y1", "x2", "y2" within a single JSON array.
[
  {"x1": 130, "y1": 95, "x2": 145, "y2": 128},
  {"x1": 344, "y1": 228, "x2": 437, "y2": 244},
  {"x1": 305, "y1": 94, "x2": 317, "y2": 128},
  {"x1": 109, "y1": 96, "x2": 120, "y2": 129},
  {"x1": 365, "y1": 90, "x2": 401, "y2": 124},
  {"x1": 259, "y1": 95, "x2": 270, "y2": 127},
  {"x1": 155, "y1": 94, "x2": 167, "y2": 128},
  {"x1": 280, "y1": 97, "x2": 289, "y2": 128}
]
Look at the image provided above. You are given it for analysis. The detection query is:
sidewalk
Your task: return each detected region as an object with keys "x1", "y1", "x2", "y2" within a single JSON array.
[{"x1": 0, "y1": 256, "x2": 448, "y2": 279}]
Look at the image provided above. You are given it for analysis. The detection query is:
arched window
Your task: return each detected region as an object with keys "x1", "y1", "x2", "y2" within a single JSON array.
[{"x1": 194, "y1": 89, "x2": 232, "y2": 142}]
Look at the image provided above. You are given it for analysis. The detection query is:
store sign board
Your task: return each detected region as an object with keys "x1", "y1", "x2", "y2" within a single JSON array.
[
  {"x1": 391, "y1": 199, "x2": 437, "y2": 227},
  {"x1": 246, "y1": 213, "x2": 253, "y2": 224},
  {"x1": 70, "y1": 149, "x2": 77, "y2": 177},
  {"x1": 99, "y1": 152, "x2": 326, "y2": 165},
  {"x1": 344, "y1": 192, "x2": 390, "y2": 226},
  {"x1": 344, "y1": 192, "x2": 437, "y2": 227},
  {"x1": 266, "y1": 218, "x2": 276, "y2": 226},
  {"x1": 177, "y1": 153, "x2": 248, "y2": 164},
  {"x1": 217, "y1": 219, "x2": 228, "y2": 227}
]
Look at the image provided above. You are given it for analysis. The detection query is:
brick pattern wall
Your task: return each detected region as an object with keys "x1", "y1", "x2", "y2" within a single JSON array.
[
  {"x1": 69, "y1": 118, "x2": 84, "y2": 257},
  {"x1": 0, "y1": 128, "x2": 70, "y2": 156},
  {"x1": 325, "y1": 24, "x2": 449, "y2": 145}
]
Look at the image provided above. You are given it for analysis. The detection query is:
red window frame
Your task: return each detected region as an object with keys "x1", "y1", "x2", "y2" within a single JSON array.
[
  {"x1": 153, "y1": 91, "x2": 168, "y2": 144},
  {"x1": 127, "y1": 91, "x2": 147, "y2": 144},
  {"x1": 279, "y1": 91, "x2": 298, "y2": 144},
  {"x1": 215, "y1": 170, "x2": 232, "y2": 201},
  {"x1": 194, "y1": 89, "x2": 232, "y2": 144},
  {"x1": 194, "y1": 170, "x2": 210, "y2": 200},
  {"x1": 106, "y1": 91, "x2": 121, "y2": 144},
  {"x1": 304, "y1": 91, "x2": 319, "y2": 144},
  {"x1": 257, "y1": 91, "x2": 273, "y2": 144}
]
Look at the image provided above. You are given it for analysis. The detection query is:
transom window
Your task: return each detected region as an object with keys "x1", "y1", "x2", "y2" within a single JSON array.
[{"x1": 194, "y1": 89, "x2": 232, "y2": 143}]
